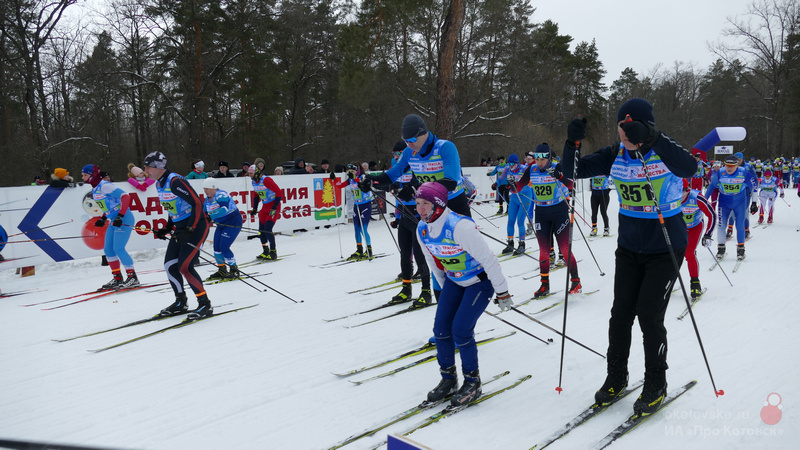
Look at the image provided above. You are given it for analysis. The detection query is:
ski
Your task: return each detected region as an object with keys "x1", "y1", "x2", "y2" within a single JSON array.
[
  {"x1": 346, "y1": 279, "x2": 405, "y2": 294},
  {"x1": 345, "y1": 302, "x2": 435, "y2": 329},
  {"x1": 677, "y1": 289, "x2": 708, "y2": 320},
  {"x1": 239, "y1": 253, "x2": 296, "y2": 268},
  {"x1": 204, "y1": 271, "x2": 272, "y2": 285},
  {"x1": 326, "y1": 371, "x2": 510, "y2": 450},
  {"x1": 522, "y1": 260, "x2": 583, "y2": 280},
  {"x1": 401, "y1": 374, "x2": 532, "y2": 437},
  {"x1": 708, "y1": 254, "x2": 725, "y2": 272},
  {"x1": 592, "y1": 380, "x2": 698, "y2": 450},
  {"x1": 732, "y1": 258, "x2": 744, "y2": 273},
  {"x1": 88, "y1": 304, "x2": 258, "y2": 353},
  {"x1": 39, "y1": 283, "x2": 170, "y2": 310},
  {"x1": 331, "y1": 329, "x2": 504, "y2": 377},
  {"x1": 318, "y1": 253, "x2": 391, "y2": 268},
  {"x1": 498, "y1": 250, "x2": 536, "y2": 263},
  {"x1": 360, "y1": 279, "x2": 422, "y2": 295},
  {"x1": 52, "y1": 302, "x2": 236, "y2": 342},
  {"x1": 530, "y1": 379, "x2": 644, "y2": 449},
  {"x1": 526, "y1": 290, "x2": 599, "y2": 315},
  {"x1": 347, "y1": 332, "x2": 515, "y2": 385},
  {"x1": 323, "y1": 301, "x2": 407, "y2": 323},
  {"x1": 505, "y1": 290, "x2": 564, "y2": 311}
]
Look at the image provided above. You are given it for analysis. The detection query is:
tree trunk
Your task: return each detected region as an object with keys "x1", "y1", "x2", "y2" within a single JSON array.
[{"x1": 435, "y1": 0, "x2": 464, "y2": 140}]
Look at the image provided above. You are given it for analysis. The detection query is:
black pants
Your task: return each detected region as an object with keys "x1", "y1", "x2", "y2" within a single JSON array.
[
  {"x1": 397, "y1": 207, "x2": 430, "y2": 289},
  {"x1": 446, "y1": 192, "x2": 472, "y2": 217},
  {"x1": 607, "y1": 245, "x2": 685, "y2": 376},
  {"x1": 497, "y1": 184, "x2": 510, "y2": 206},
  {"x1": 165, "y1": 220, "x2": 210, "y2": 297},
  {"x1": 590, "y1": 190, "x2": 611, "y2": 228}
]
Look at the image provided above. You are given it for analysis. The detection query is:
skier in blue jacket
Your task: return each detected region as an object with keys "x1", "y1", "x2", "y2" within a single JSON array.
[{"x1": 704, "y1": 154, "x2": 758, "y2": 261}]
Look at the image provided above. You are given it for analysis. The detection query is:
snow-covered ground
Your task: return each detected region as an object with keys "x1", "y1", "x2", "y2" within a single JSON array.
[{"x1": 1, "y1": 192, "x2": 797, "y2": 450}]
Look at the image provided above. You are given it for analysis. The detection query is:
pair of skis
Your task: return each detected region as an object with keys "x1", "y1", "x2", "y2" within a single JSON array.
[
  {"x1": 21, "y1": 282, "x2": 169, "y2": 310},
  {"x1": 532, "y1": 380, "x2": 697, "y2": 449}
]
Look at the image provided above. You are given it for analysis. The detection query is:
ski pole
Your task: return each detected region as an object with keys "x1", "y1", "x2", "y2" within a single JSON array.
[
  {"x1": 566, "y1": 205, "x2": 606, "y2": 276},
  {"x1": 332, "y1": 177, "x2": 344, "y2": 258},
  {"x1": 190, "y1": 249, "x2": 263, "y2": 292},
  {"x1": 8, "y1": 220, "x2": 73, "y2": 238},
  {"x1": 636, "y1": 151, "x2": 724, "y2": 397},
  {"x1": 380, "y1": 210, "x2": 401, "y2": 253},
  {"x1": 3, "y1": 235, "x2": 94, "y2": 244},
  {"x1": 779, "y1": 196, "x2": 791, "y2": 207},
  {"x1": 705, "y1": 244, "x2": 733, "y2": 286},
  {"x1": 468, "y1": 202, "x2": 499, "y2": 228},
  {"x1": 483, "y1": 310, "x2": 551, "y2": 345},
  {"x1": 509, "y1": 306, "x2": 604, "y2": 358},
  {"x1": 555, "y1": 137, "x2": 581, "y2": 394}
]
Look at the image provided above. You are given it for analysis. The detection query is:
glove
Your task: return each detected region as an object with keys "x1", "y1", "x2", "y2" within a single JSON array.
[
  {"x1": 780, "y1": 192, "x2": 784, "y2": 198},
  {"x1": 329, "y1": 172, "x2": 335, "y2": 180},
  {"x1": 94, "y1": 216, "x2": 107, "y2": 227},
  {"x1": 112, "y1": 216, "x2": 123, "y2": 227},
  {"x1": 547, "y1": 165, "x2": 563, "y2": 180},
  {"x1": 491, "y1": 182, "x2": 497, "y2": 190},
  {"x1": 154, "y1": 226, "x2": 171, "y2": 240},
  {"x1": 358, "y1": 175, "x2": 373, "y2": 193},
  {"x1": 494, "y1": 291, "x2": 513, "y2": 311},
  {"x1": 749, "y1": 202, "x2": 758, "y2": 215},
  {"x1": 567, "y1": 116, "x2": 587, "y2": 142},
  {"x1": 702, "y1": 235, "x2": 713, "y2": 247},
  {"x1": 174, "y1": 227, "x2": 192, "y2": 245},
  {"x1": 347, "y1": 171, "x2": 354, "y2": 180},
  {"x1": 249, "y1": 207, "x2": 258, "y2": 217},
  {"x1": 390, "y1": 219, "x2": 399, "y2": 229},
  {"x1": 269, "y1": 207, "x2": 278, "y2": 217},
  {"x1": 620, "y1": 120, "x2": 652, "y2": 146}
]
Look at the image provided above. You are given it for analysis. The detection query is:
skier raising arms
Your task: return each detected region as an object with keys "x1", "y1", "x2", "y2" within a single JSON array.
[
  {"x1": 680, "y1": 179, "x2": 716, "y2": 299},
  {"x1": 414, "y1": 182, "x2": 512, "y2": 407},
  {"x1": 560, "y1": 98, "x2": 696, "y2": 417},
  {"x1": 145, "y1": 151, "x2": 214, "y2": 319},
  {"x1": 516, "y1": 142, "x2": 581, "y2": 297}
]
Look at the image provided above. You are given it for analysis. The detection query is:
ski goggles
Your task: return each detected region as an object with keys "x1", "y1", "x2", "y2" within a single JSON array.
[
  {"x1": 346, "y1": 164, "x2": 358, "y2": 171},
  {"x1": 404, "y1": 136, "x2": 419, "y2": 144},
  {"x1": 533, "y1": 152, "x2": 550, "y2": 159}
]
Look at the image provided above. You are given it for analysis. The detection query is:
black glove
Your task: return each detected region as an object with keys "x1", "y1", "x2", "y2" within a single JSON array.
[
  {"x1": 397, "y1": 184, "x2": 417, "y2": 202},
  {"x1": 175, "y1": 227, "x2": 192, "y2": 245},
  {"x1": 749, "y1": 202, "x2": 758, "y2": 215},
  {"x1": 112, "y1": 215, "x2": 123, "y2": 227},
  {"x1": 780, "y1": 192, "x2": 784, "y2": 198},
  {"x1": 491, "y1": 182, "x2": 497, "y2": 190},
  {"x1": 94, "y1": 216, "x2": 107, "y2": 227},
  {"x1": 567, "y1": 117, "x2": 587, "y2": 142},
  {"x1": 329, "y1": 172, "x2": 335, "y2": 179},
  {"x1": 390, "y1": 218, "x2": 399, "y2": 229},
  {"x1": 347, "y1": 171, "x2": 354, "y2": 180},
  {"x1": 702, "y1": 235, "x2": 713, "y2": 247},
  {"x1": 249, "y1": 207, "x2": 258, "y2": 217},
  {"x1": 358, "y1": 174, "x2": 373, "y2": 193},
  {"x1": 620, "y1": 120, "x2": 655, "y2": 146},
  {"x1": 547, "y1": 165, "x2": 563, "y2": 180},
  {"x1": 154, "y1": 226, "x2": 171, "y2": 240}
]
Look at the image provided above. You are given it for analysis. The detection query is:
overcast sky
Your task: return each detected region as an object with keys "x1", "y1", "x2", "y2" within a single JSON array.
[{"x1": 531, "y1": 0, "x2": 756, "y2": 85}]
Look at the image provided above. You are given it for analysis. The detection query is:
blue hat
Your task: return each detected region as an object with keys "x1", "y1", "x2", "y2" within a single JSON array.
[
  {"x1": 734, "y1": 152, "x2": 744, "y2": 159},
  {"x1": 81, "y1": 164, "x2": 96, "y2": 175},
  {"x1": 507, "y1": 154, "x2": 519, "y2": 164},
  {"x1": 617, "y1": 98, "x2": 655, "y2": 126}
]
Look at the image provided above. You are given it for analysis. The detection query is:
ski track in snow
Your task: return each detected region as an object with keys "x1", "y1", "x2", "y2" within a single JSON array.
[{"x1": 1, "y1": 192, "x2": 798, "y2": 450}]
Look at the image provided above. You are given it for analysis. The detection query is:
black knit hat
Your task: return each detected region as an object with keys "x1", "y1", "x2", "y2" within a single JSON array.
[
  {"x1": 401, "y1": 114, "x2": 428, "y2": 140},
  {"x1": 617, "y1": 98, "x2": 655, "y2": 126}
]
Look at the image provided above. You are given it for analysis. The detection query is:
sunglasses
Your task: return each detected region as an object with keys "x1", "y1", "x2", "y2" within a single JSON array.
[
  {"x1": 346, "y1": 164, "x2": 357, "y2": 171},
  {"x1": 533, "y1": 153, "x2": 549, "y2": 159},
  {"x1": 404, "y1": 137, "x2": 418, "y2": 144}
]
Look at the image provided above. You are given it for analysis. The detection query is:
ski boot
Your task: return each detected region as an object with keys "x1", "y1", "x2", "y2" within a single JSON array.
[
  {"x1": 737, "y1": 244, "x2": 745, "y2": 261},
  {"x1": 603, "y1": 227, "x2": 610, "y2": 237},
  {"x1": 187, "y1": 294, "x2": 213, "y2": 320},
  {"x1": 568, "y1": 277, "x2": 582, "y2": 294},
  {"x1": 427, "y1": 366, "x2": 458, "y2": 403},
  {"x1": 412, "y1": 270, "x2": 422, "y2": 281},
  {"x1": 767, "y1": 215, "x2": 773, "y2": 224},
  {"x1": 513, "y1": 240, "x2": 526, "y2": 256},
  {"x1": 555, "y1": 255, "x2": 566, "y2": 267},
  {"x1": 501, "y1": 239, "x2": 514, "y2": 255},
  {"x1": 690, "y1": 277, "x2": 702, "y2": 299},
  {"x1": 526, "y1": 222, "x2": 535, "y2": 236},
  {"x1": 206, "y1": 266, "x2": 229, "y2": 281},
  {"x1": 225, "y1": 266, "x2": 240, "y2": 279},
  {"x1": 595, "y1": 371, "x2": 629, "y2": 406},
  {"x1": 589, "y1": 227, "x2": 597, "y2": 237},
  {"x1": 533, "y1": 277, "x2": 550, "y2": 299},
  {"x1": 633, "y1": 371, "x2": 667, "y2": 417},
  {"x1": 388, "y1": 283, "x2": 413, "y2": 305},
  {"x1": 264, "y1": 248, "x2": 278, "y2": 261},
  {"x1": 451, "y1": 369, "x2": 481, "y2": 407},
  {"x1": 347, "y1": 245, "x2": 364, "y2": 261},
  {"x1": 745, "y1": 229, "x2": 751, "y2": 240},
  {"x1": 366, "y1": 245, "x2": 374, "y2": 259},
  {"x1": 119, "y1": 272, "x2": 140, "y2": 289},
  {"x1": 409, "y1": 289, "x2": 434, "y2": 310},
  {"x1": 758, "y1": 213, "x2": 764, "y2": 224},
  {"x1": 256, "y1": 246, "x2": 271, "y2": 260},
  {"x1": 549, "y1": 248, "x2": 556, "y2": 264},
  {"x1": 715, "y1": 244, "x2": 726, "y2": 260},
  {"x1": 725, "y1": 226, "x2": 733, "y2": 240},
  {"x1": 100, "y1": 275, "x2": 123, "y2": 291},
  {"x1": 160, "y1": 292, "x2": 188, "y2": 316},
  {"x1": 495, "y1": 205, "x2": 504, "y2": 216}
]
